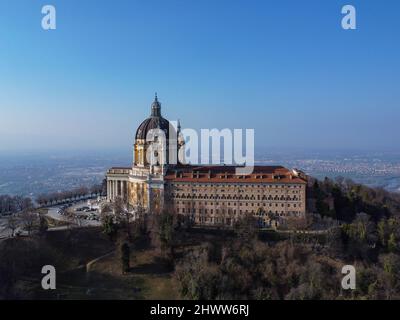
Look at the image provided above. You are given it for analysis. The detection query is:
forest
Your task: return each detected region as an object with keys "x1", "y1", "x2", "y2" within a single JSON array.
[{"x1": 1, "y1": 176, "x2": 400, "y2": 300}]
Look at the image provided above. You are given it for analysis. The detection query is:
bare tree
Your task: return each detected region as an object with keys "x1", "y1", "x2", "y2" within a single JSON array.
[
  {"x1": 64, "y1": 207, "x2": 83, "y2": 228},
  {"x1": 100, "y1": 202, "x2": 113, "y2": 214},
  {"x1": 90, "y1": 184, "x2": 102, "y2": 197},
  {"x1": 6, "y1": 216, "x2": 18, "y2": 237},
  {"x1": 113, "y1": 197, "x2": 132, "y2": 240},
  {"x1": 20, "y1": 211, "x2": 38, "y2": 235},
  {"x1": 0, "y1": 195, "x2": 32, "y2": 214}
]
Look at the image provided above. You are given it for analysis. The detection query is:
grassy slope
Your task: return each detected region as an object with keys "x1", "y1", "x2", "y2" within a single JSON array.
[{"x1": 13, "y1": 228, "x2": 180, "y2": 300}]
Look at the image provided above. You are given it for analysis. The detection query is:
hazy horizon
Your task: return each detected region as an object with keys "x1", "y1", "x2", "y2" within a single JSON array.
[
  {"x1": 1, "y1": 147, "x2": 400, "y2": 197},
  {"x1": 1, "y1": 0, "x2": 400, "y2": 152}
]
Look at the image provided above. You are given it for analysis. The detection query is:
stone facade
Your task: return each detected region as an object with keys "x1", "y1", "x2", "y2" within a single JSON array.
[{"x1": 164, "y1": 166, "x2": 306, "y2": 227}]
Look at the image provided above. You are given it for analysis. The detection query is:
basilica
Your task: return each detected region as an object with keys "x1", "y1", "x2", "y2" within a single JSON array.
[{"x1": 106, "y1": 95, "x2": 307, "y2": 227}]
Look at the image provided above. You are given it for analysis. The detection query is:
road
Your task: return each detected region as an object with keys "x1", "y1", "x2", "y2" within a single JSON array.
[
  {"x1": 47, "y1": 202, "x2": 101, "y2": 227},
  {"x1": 0, "y1": 201, "x2": 101, "y2": 241},
  {"x1": 0, "y1": 218, "x2": 12, "y2": 239}
]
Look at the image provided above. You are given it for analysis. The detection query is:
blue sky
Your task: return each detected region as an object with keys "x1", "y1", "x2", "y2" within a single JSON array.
[{"x1": 0, "y1": 0, "x2": 399, "y2": 153}]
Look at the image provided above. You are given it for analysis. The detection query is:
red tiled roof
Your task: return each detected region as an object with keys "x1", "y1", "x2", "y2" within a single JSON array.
[{"x1": 165, "y1": 165, "x2": 307, "y2": 184}]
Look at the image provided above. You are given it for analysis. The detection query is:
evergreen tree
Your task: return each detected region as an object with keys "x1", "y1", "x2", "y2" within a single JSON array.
[
  {"x1": 38, "y1": 215, "x2": 48, "y2": 236},
  {"x1": 120, "y1": 242, "x2": 130, "y2": 274},
  {"x1": 388, "y1": 233, "x2": 397, "y2": 253},
  {"x1": 101, "y1": 214, "x2": 118, "y2": 241},
  {"x1": 377, "y1": 219, "x2": 387, "y2": 247}
]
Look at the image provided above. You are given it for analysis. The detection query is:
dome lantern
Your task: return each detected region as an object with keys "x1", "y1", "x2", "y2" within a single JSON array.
[
  {"x1": 151, "y1": 92, "x2": 161, "y2": 117},
  {"x1": 135, "y1": 94, "x2": 172, "y2": 141}
]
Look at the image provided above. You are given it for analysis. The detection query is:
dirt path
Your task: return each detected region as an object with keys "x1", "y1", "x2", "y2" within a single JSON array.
[{"x1": 86, "y1": 250, "x2": 116, "y2": 273}]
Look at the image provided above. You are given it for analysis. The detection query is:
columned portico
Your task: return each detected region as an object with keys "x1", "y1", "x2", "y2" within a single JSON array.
[
  {"x1": 106, "y1": 167, "x2": 132, "y2": 203},
  {"x1": 107, "y1": 180, "x2": 111, "y2": 200}
]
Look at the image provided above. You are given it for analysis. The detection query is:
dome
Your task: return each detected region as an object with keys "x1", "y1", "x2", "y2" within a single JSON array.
[
  {"x1": 135, "y1": 116, "x2": 171, "y2": 140},
  {"x1": 135, "y1": 94, "x2": 173, "y2": 140}
]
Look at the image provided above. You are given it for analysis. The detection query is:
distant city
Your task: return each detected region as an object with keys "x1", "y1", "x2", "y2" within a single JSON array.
[
  {"x1": 0, "y1": 150, "x2": 130, "y2": 197},
  {"x1": 256, "y1": 149, "x2": 400, "y2": 193},
  {"x1": 0, "y1": 149, "x2": 400, "y2": 198}
]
